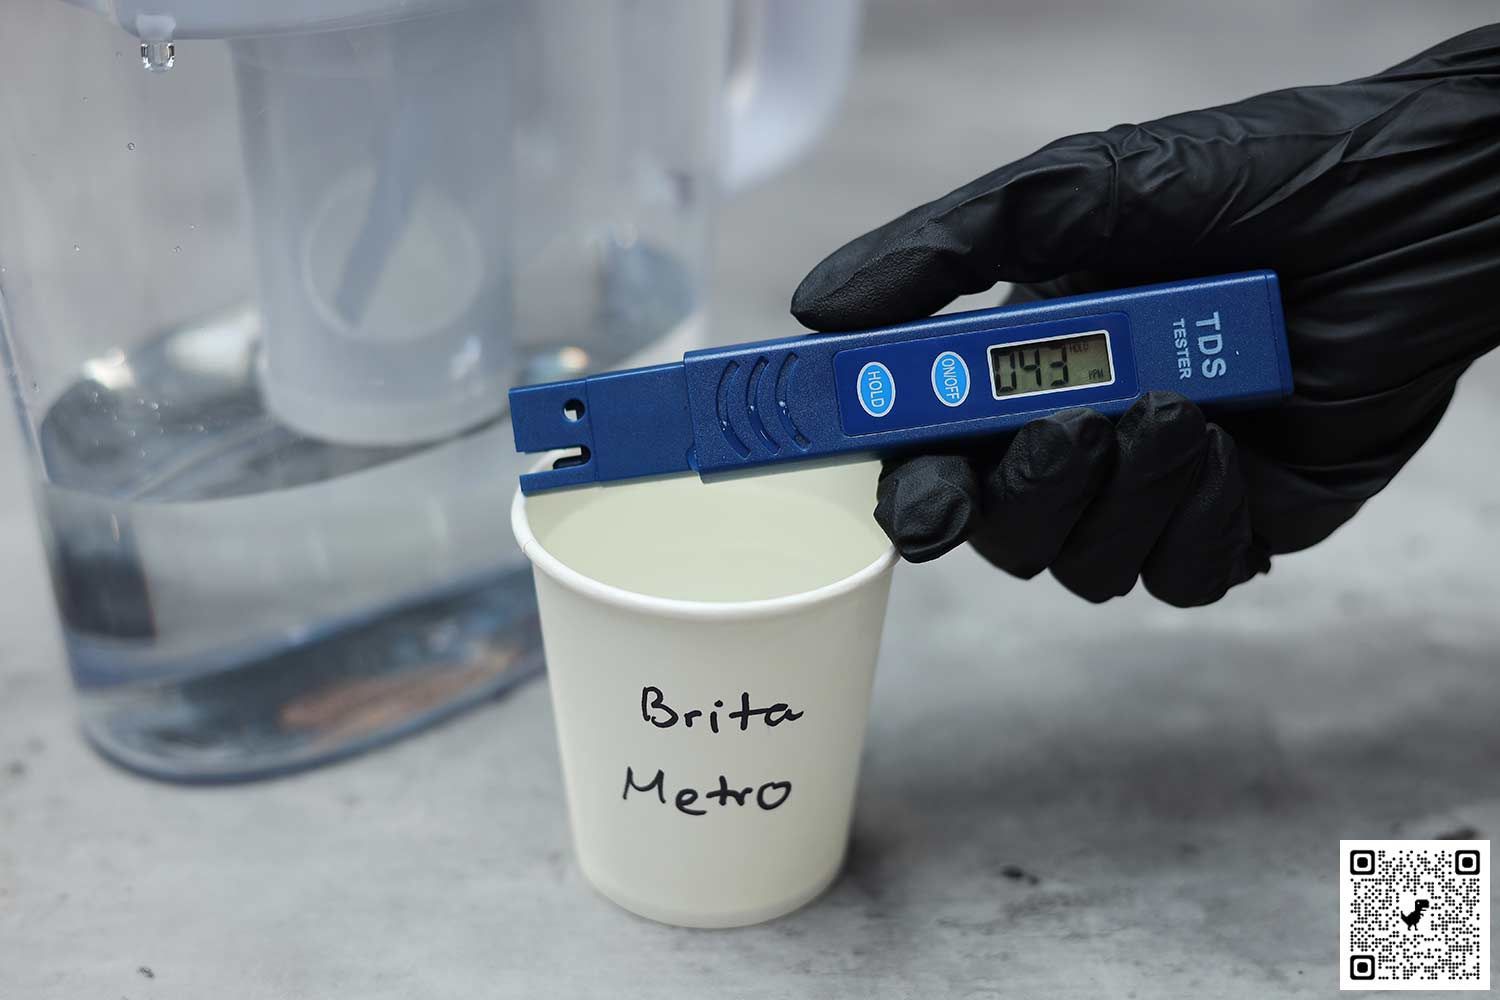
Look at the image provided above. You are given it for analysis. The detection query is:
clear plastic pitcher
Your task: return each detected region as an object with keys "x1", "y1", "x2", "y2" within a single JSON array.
[{"x1": 0, "y1": 0, "x2": 860, "y2": 780}]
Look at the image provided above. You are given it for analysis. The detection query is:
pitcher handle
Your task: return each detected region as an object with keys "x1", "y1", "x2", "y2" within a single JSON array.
[{"x1": 722, "y1": 0, "x2": 862, "y2": 192}]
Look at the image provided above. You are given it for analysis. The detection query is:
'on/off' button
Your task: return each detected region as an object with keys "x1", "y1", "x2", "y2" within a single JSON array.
[
  {"x1": 931, "y1": 350, "x2": 970, "y2": 406},
  {"x1": 856, "y1": 361, "x2": 896, "y2": 418}
]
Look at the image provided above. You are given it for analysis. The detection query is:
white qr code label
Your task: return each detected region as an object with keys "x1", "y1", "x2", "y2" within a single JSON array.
[{"x1": 1340, "y1": 840, "x2": 1490, "y2": 990}]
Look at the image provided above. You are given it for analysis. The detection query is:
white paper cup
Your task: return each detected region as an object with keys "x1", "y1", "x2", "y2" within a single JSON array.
[{"x1": 512, "y1": 461, "x2": 896, "y2": 928}]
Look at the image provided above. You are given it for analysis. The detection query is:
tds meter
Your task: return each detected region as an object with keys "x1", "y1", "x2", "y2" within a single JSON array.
[{"x1": 511, "y1": 271, "x2": 1291, "y2": 494}]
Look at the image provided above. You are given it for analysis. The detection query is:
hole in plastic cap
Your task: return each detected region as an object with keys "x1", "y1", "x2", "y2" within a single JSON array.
[{"x1": 563, "y1": 399, "x2": 585, "y2": 422}]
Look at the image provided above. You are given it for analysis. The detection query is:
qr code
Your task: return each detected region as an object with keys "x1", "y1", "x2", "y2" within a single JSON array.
[{"x1": 1340, "y1": 839, "x2": 1490, "y2": 990}]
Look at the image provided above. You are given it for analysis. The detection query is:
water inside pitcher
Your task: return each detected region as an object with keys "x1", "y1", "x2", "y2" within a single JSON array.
[{"x1": 0, "y1": 0, "x2": 858, "y2": 780}]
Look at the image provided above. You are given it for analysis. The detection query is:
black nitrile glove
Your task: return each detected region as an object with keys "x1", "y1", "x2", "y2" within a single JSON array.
[{"x1": 792, "y1": 25, "x2": 1500, "y2": 607}]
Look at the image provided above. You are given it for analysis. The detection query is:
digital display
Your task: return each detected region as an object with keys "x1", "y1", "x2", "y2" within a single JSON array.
[{"x1": 989, "y1": 331, "x2": 1113, "y2": 399}]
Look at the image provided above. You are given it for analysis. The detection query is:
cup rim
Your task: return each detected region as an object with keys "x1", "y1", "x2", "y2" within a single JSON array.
[{"x1": 510, "y1": 478, "x2": 898, "y2": 623}]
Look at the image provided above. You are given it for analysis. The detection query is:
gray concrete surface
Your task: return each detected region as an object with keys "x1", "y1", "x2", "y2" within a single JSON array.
[{"x1": 3, "y1": 2, "x2": 1499, "y2": 997}]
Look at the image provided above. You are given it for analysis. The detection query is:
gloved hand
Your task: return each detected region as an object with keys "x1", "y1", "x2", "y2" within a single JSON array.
[{"x1": 791, "y1": 25, "x2": 1500, "y2": 607}]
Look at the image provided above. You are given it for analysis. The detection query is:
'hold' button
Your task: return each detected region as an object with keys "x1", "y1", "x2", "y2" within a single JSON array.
[{"x1": 856, "y1": 361, "x2": 896, "y2": 418}]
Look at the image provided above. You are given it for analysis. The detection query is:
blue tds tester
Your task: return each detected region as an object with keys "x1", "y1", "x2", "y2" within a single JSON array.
[{"x1": 510, "y1": 270, "x2": 1292, "y2": 494}]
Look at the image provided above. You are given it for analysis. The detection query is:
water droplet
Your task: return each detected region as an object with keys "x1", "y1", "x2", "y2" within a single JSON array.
[
  {"x1": 126, "y1": 142, "x2": 135, "y2": 151},
  {"x1": 149, "y1": 402, "x2": 159, "y2": 411},
  {"x1": 127, "y1": 428, "x2": 137, "y2": 438},
  {"x1": 188, "y1": 225, "x2": 197, "y2": 231},
  {"x1": 72, "y1": 244, "x2": 81, "y2": 253},
  {"x1": 140, "y1": 40, "x2": 175, "y2": 72},
  {"x1": 172, "y1": 245, "x2": 181, "y2": 253}
]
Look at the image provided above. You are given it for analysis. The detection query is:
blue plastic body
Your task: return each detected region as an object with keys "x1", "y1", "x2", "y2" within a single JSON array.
[{"x1": 511, "y1": 270, "x2": 1292, "y2": 494}]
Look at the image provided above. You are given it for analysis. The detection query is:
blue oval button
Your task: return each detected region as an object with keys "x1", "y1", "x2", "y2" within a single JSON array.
[
  {"x1": 856, "y1": 361, "x2": 896, "y2": 418},
  {"x1": 931, "y1": 350, "x2": 970, "y2": 407}
]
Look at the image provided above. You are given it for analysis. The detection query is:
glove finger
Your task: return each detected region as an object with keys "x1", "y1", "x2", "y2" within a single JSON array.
[
  {"x1": 1050, "y1": 392, "x2": 1209, "y2": 602},
  {"x1": 1003, "y1": 272, "x2": 1113, "y2": 306},
  {"x1": 1140, "y1": 424, "x2": 1270, "y2": 607},
  {"x1": 872, "y1": 452, "x2": 979, "y2": 563},
  {"x1": 791, "y1": 135, "x2": 1123, "y2": 331},
  {"x1": 968, "y1": 408, "x2": 1116, "y2": 579}
]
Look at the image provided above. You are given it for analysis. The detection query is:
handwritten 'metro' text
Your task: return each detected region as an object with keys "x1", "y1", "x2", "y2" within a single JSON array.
[
  {"x1": 623, "y1": 766, "x2": 791, "y2": 816},
  {"x1": 640, "y1": 686, "x2": 803, "y2": 732}
]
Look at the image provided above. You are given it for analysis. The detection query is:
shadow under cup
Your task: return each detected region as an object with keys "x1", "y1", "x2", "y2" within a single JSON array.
[{"x1": 512, "y1": 461, "x2": 896, "y2": 927}]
